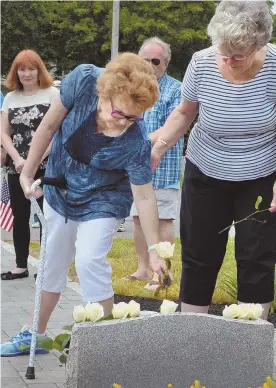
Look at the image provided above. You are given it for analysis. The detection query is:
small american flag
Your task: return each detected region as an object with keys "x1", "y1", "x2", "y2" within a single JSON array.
[{"x1": 0, "y1": 176, "x2": 14, "y2": 232}]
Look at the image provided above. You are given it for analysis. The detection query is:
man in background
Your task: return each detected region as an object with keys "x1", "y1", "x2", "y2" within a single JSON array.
[{"x1": 125, "y1": 37, "x2": 183, "y2": 289}]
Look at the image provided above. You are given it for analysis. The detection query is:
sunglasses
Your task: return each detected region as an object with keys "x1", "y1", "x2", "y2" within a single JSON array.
[
  {"x1": 214, "y1": 45, "x2": 254, "y2": 61},
  {"x1": 144, "y1": 58, "x2": 161, "y2": 66},
  {"x1": 111, "y1": 101, "x2": 144, "y2": 122}
]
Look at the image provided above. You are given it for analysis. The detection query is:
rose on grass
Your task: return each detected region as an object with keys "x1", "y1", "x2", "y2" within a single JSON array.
[
  {"x1": 223, "y1": 303, "x2": 263, "y2": 320},
  {"x1": 73, "y1": 305, "x2": 86, "y2": 323},
  {"x1": 85, "y1": 302, "x2": 104, "y2": 322},
  {"x1": 160, "y1": 299, "x2": 178, "y2": 313}
]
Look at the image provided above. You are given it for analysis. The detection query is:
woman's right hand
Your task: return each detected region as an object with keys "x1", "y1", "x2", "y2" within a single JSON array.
[
  {"x1": 20, "y1": 173, "x2": 43, "y2": 199},
  {"x1": 13, "y1": 156, "x2": 25, "y2": 174},
  {"x1": 149, "y1": 250, "x2": 167, "y2": 279}
]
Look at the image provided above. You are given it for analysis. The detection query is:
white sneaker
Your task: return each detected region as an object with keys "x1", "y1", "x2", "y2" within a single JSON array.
[
  {"x1": 32, "y1": 222, "x2": 40, "y2": 228},
  {"x1": 117, "y1": 221, "x2": 125, "y2": 232}
]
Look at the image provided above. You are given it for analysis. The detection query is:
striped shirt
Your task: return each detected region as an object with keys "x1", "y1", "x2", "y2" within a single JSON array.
[
  {"x1": 145, "y1": 73, "x2": 183, "y2": 189},
  {"x1": 181, "y1": 43, "x2": 276, "y2": 181}
]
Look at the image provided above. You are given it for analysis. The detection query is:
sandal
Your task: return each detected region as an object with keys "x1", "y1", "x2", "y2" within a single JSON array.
[
  {"x1": 1, "y1": 269, "x2": 29, "y2": 280},
  {"x1": 144, "y1": 280, "x2": 162, "y2": 291},
  {"x1": 122, "y1": 274, "x2": 150, "y2": 281},
  {"x1": 122, "y1": 275, "x2": 140, "y2": 281}
]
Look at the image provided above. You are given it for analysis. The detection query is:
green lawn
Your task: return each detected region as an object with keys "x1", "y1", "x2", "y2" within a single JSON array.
[{"x1": 8, "y1": 237, "x2": 237, "y2": 303}]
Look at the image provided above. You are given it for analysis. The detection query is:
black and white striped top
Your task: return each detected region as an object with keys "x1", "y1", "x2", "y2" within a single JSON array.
[{"x1": 181, "y1": 44, "x2": 276, "y2": 181}]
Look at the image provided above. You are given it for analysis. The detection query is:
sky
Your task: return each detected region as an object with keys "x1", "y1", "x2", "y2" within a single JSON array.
[{"x1": 273, "y1": 0, "x2": 276, "y2": 14}]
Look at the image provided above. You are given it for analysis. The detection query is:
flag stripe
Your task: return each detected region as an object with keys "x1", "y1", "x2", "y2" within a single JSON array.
[{"x1": 1, "y1": 176, "x2": 14, "y2": 232}]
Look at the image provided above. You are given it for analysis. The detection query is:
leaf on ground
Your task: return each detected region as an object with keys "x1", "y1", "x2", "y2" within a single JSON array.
[
  {"x1": 39, "y1": 336, "x2": 53, "y2": 350},
  {"x1": 52, "y1": 333, "x2": 71, "y2": 352},
  {"x1": 255, "y1": 195, "x2": 262, "y2": 210},
  {"x1": 59, "y1": 354, "x2": 67, "y2": 365}
]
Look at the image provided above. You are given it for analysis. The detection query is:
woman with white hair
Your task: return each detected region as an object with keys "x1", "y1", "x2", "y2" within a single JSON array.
[{"x1": 151, "y1": 0, "x2": 276, "y2": 319}]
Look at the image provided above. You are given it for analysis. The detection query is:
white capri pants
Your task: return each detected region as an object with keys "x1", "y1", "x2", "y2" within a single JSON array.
[{"x1": 41, "y1": 200, "x2": 122, "y2": 302}]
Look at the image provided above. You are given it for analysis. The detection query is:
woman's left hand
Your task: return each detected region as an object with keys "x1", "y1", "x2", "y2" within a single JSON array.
[{"x1": 269, "y1": 181, "x2": 276, "y2": 213}]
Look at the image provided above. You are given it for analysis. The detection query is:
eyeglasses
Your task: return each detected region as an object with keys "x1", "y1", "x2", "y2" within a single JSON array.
[
  {"x1": 144, "y1": 58, "x2": 161, "y2": 66},
  {"x1": 214, "y1": 46, "x2": 254, "y2": 61},
  {"x1": 111, "y1": 101, "x2": 144, "y2": 122}
]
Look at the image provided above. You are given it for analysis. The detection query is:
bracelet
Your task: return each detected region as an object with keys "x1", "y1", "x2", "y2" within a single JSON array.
[
  {"x1": 148, "y1": 244, "x2": 157, "y2": 252},
  {"x1": 156, "y1": 139, "x2": 168, "y2": 147}
]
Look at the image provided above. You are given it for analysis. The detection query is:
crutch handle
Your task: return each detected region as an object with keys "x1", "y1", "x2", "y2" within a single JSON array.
[
  {"x1": 31, "y1": 176, "x2": 67, "y2": 192},
  {"x1": 40, "y1": 176, "x2": 67, "y2": 190}
]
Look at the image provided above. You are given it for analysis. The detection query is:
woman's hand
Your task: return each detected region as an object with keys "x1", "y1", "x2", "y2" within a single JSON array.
[
  {"x1": 151, "y1": 149, "x2": 162, "y2": 172},
  {"x1": 13, "y1": 156, "x2": 25, "y2": 174},
  {"x1": 269, "y1": 181, "x2": 276, "y2": 213},
  {"x1": 20, "y1": 173, "x2": 43, "y2": 199},
  {"x1": 149, "y1": 250, "x2": 167, "y2": 279}
]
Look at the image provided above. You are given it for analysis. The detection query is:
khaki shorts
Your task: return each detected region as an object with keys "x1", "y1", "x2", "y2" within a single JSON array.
[{"x1": 130, "y1": 188, "x2": 179, "y2": 220}]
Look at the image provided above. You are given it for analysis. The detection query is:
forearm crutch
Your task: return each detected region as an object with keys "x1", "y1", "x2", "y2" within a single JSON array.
[{"x1": 26, "y1": 177, "x2": 67, "y2": 379}]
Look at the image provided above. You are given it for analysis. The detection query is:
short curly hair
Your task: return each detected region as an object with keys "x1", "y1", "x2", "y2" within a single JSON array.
[
  {"x1": 97, "y1": 52, "x2": 159, "y2": 113},
  {"x1": 207, "y1": 0, "x2": 273, "y2": 53}
]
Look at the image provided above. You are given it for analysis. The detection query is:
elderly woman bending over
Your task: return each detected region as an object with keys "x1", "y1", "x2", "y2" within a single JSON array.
[
  {"x1": 0, "y1": 53, "x2": 167, "y2": 357},
  {"x1": 151, "y1": 0, "x2": 276, "y2": 319}
]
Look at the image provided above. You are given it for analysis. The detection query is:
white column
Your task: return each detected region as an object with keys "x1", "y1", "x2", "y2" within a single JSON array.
[{"x1": 111, "y1": 0, "x2": 120, "y2": 59}]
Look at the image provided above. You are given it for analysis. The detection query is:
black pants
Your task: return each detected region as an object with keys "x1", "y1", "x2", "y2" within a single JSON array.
[
  {"x1": 180, "y1": 158, "x2": 276, "y2": 305},
  {"x1": 8, "y1": 170, "x2": 44, "y2": 268}
]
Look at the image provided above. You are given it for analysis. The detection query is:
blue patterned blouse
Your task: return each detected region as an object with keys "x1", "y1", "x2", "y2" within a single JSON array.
[{"x1": 44, "y1": 64, "x2": 152, "y2": 221}]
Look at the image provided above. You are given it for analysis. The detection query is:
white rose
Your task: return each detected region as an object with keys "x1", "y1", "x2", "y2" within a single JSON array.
[
  {"x1": 238, "y1": 303, "x2": 263, "y2": 320},
  {"x1": 73, "y1": 305, "x2": 86, "y2": 323},
  {"x1": 243, "y1": 305, "x2": 257, "y2": 320},
  {"x1": 223, "y1": 303, "x2": 264, "y2": 320},
  {"x1": 160, "y1": 300, "x2": 178, "y2": 313},
  {"x1": 154, "y1": 242, "x2": 175, "y2": 259},
  {"x1": 252, "y1": 303, "x2": 263, "y2": 319},
  {"x1": 222, "y1": 304, "x2": 240, "y2": 319},
  {"x1": 112, "y1": 302, "x2": 129, "y2": 319},
  {"x1": 85, "y1": 303, "x2": 104, "y2": 322},
  {"x1": 234, "y1": 304, "x2": 246, "y2": 319},
  {"x1": 126, "y1": 300, "x2": 140, "y2": 317}
]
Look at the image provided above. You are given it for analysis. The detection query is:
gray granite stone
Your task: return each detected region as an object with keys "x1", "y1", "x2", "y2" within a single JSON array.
[{"x1": 65, "y1": 312, "x2": 274, "y2": 388}]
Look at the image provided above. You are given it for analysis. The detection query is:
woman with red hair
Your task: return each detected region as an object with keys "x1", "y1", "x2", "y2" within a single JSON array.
[{"x1": 1, "y1": 49, "x2": 59, "y2": 280}]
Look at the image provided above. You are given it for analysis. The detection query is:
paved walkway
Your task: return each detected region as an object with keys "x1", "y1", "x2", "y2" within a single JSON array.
[
  {"x1": 1, "y1": 241, "x2": 275, "y2": 387},
  {"x1": 1, "y1": 242, "x2": 83, "y2": 388}
]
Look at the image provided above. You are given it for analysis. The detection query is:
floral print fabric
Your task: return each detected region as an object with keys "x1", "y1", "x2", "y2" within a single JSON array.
[{"x1": 6, "y1": 103, "x2": 50, "y2": 174}]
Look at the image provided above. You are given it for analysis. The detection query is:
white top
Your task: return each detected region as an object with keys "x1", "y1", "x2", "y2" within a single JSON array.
[
  {"x1": 2, "y1": 86, "x2": 58, "y2": 113},
  {"x1": 181, "y1": 43, "x2": 276, "y2": 181}
]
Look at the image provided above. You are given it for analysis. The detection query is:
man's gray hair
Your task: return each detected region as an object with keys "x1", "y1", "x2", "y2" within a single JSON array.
[
  {"x1": 207, "y1": 0, "x2": 273, "y2": 52},
  {"x1": 139, "y1": 37, "x2": 172, "y2": 64}
]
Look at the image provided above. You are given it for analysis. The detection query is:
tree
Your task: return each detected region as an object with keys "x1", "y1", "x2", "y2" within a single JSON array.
[
  {"x1": 1, "y1": 1, "x2": 216, "y2": 77},
  {"x1": 272, "y1": 14, "x2": 276, "y2": 43},
  {"x1": 1, "y1": 1, "x2": 59, "y2": 74},
  {"x1": 119, "y1": 1, "x2": 216, "y2": 79}
]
